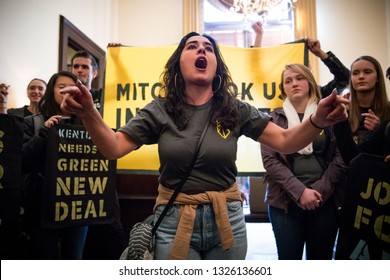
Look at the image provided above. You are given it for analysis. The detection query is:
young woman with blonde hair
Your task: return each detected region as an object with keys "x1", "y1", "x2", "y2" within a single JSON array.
[{"x1": 261, "y1": 63, "x2": 348, "y2": 260}]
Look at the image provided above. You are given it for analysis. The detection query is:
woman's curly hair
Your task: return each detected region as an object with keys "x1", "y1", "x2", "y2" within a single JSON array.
[{"x1": 160, "y1": 32, "x2": 239, "y2": 131}]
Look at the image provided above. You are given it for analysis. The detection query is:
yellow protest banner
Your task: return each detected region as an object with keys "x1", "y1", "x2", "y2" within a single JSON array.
[{"x1": 103, "y1": 41, "x2": 307, "y2": 175}]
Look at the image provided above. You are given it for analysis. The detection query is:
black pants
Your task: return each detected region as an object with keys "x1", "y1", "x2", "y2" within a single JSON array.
[
  {"x1": 269, "y1": 199, "x2": 338, "y2": 260},
  {"x1": 82, "y1": 221, "x2": 127, "y2": 260}
]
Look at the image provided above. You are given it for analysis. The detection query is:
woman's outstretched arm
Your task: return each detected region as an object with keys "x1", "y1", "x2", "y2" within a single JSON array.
[
  {"x1": 60, "y1": 81, "x2": 137, "y2": 160},
  {"x1": 259, "y1": 90, "x2": 349, "y2": 153}
]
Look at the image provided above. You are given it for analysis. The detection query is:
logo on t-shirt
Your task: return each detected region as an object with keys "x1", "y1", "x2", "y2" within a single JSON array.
[{"x1": 216, "y1": 120, "x2": 230, "y2": 139}]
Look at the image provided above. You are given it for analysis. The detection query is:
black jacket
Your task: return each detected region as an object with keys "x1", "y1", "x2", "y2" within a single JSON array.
[
  {"x1": 320, "y1": 51, "x2": 350, "y2": 97},
  {"x1": 7, "y1": 105, "x2": 32, "y2": 118},
  {"x1": 333, "y1": 119, "x2": 390, "y2": 165}
]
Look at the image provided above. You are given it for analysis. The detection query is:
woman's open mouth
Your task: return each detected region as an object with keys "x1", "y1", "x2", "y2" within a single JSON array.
[{"x1": 195, "y1": 57, "x2": 207, "y2": 69}]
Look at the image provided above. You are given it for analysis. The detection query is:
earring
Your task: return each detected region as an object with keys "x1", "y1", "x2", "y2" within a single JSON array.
[
  {"x1": 213, "y1": 75, "x2": 222, "y2": 93},
  {"x1": 174, "y1": 73, "x2": 178, "y2": 89}
]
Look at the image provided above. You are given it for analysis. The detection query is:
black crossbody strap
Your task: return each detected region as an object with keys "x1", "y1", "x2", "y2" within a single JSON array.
[{"x1": 152, "y1": 119, "x2": 210, "y2": 234}]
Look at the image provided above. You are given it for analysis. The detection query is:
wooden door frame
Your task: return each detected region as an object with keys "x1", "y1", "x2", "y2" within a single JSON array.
[{"x1": 58, "y1": 15, "x2": 105, "y2": 89}]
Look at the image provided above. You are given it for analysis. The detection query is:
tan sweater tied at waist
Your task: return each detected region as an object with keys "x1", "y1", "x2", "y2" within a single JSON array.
[{"x1": 154, "y1": 183, "x2": 242, "y2": 260}]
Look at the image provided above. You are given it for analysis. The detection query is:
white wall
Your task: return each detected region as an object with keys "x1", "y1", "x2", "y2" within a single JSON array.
[
  {"x1": 1, "y1": 0, "x2": 389, "y2": 108},
  {"x1": 316, "y1": 0, "x2": 390, "y2": 93},
  {"x1": 117, "y1": 0, "x2": 183, "y2": 46},
  {"x1": 0, "y1": 0, "x2": 118, "y2": 108},
  {"x1": 0, "y1": 0, "x2": 183, "y2": 108}
]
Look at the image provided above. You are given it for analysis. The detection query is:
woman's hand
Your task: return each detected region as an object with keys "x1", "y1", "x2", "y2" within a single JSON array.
[
  {"x1": 0, "y1": 83, "x2": 10, "y2": 114},
  {"x1": 305, "y1": 37, "x2": 328, "y2": 60},
  {"x1": 251, "y1": 21, "x2": 263, "y2": 48},
  {"x1": 44, "y1": 115, "x2": 63, "y2": 128},
  {"x1": 60, "y1": 80, "x2": 95, "y2": 118},
  {"x1": 362, "y1": 109, "x2": 380, "y2": 131},
  {"x1": 107, "y1": 42, "x2": 122, "y2": 47},
  {"x1": 298, "y1": 188, "x2": 323, "y2": 210},
  {"x1": 240, "y1": 191, "x2": 248, "y2": 204},
  {"x1": 251, "y1": 21, "x2": 263, "y2": 36},
  {"x1": 311, "y1": 89, "x2": 350, "y2": 128},
  {"x1": 0, "y1": 83, "x2": 10, "y2": 102}
]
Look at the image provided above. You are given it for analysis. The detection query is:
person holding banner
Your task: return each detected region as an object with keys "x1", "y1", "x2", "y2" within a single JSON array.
[
  {"x1": 1, "y1": 79, "x2": 47, "y2": 258},
  {"x1": 332, "y1": 60, "x2": 390, "y2": 163},
  {"x1": 331, "y1": 55, "x2": 390, "y2": 259},
  {"x1": 341, "y1": 55, "x2": 390, "y2": 146},
  {"x1": 260, "y1": 64, "x2": 348, "y2": 260},
  {"x1": 21, "y1": 71, "x2": 89, "y2": 259},
  {"x1": 71, "y1": 50, "x2": 128, "y2": 260},
  {"x1": 305, "y1": 37, "x2": 350, "y2": 97},
  {"x1": 332, "y1": 118, "x2": 390, "y2": 259},
  {"x1": 71, "y1": 51, "x2": 102, "y2": 111},
  {"x1": 0, "y1": 83, "x2": 25, "y2": 259},
  {"x1": 0, "y1": 83, "x2": 11, "y2": 113},
  {"x1": 60, "y1": 32, "x2": 349, "y2": 260}
]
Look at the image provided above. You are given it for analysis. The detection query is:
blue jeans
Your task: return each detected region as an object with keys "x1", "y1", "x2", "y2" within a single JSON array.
[
  {"x1": 269, "y1": 199, "x2": 338, "y2": 260},
  {"x1": 154, "y1": 201, "x2": 247, "y2": 260}
]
